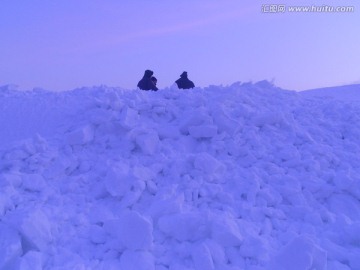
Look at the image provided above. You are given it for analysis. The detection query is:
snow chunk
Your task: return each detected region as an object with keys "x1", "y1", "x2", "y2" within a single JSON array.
[
  {"x1": 194, "y1": 152, "x2": 223, "y2": 175},
  {"x1": 119, "y1": 106, "x2": 139, "y2": 129},
  {"x1": 0, "y1": 173, "x2": 22, "y2": 188},
  {"x1": 66, "y1": 125, "x2": 94, "y2": 145},
  {"x1": 0, "y1": 224, "x2": 22, "y2": 269},
  {"x1": 191, "y1": 243, "x2": 215, "y2": 270},
  {"x1": 19, "y1": 251, "x2": 43, "y2": 270},
  {"x1": 19, "y1": 210, "x2": 53, "y2": 251},
  {"x1": 89, "y1": 225, "x2": 107, "y2": 244},
  {"x1": 158, "y1": 213, "x2": 208, "y2": 241},
  {"x1": 96, "y1": 259, "x2": 122, "y2": 270},
  {"x1": 269, "y1": 236, "x2": 327, "y2": 270},
  {"x1": 328, "y1": 193, "x2": 360, "y2": 221},
  {"x1": 104, "y1": 211, "x2": 153, "y2": 250},
  {"x1": 239, "y1": 236, "x2": 267, "y2": 260},
  {"x1": 211, "y1": 108, "x2": 239, "y2": 136},
  {"x1": 179, "y1": 110, "x2": 213, "y2": 135},
  {"x1": 119, "y1": 250, "x2": 155, "y2": 270},
  {"x1": 204, "y1": 239, "x2": 227, "y2": 266},
  {"x1": 327, "y1": 261, "x2": 351, "y2": 270},
  {"x1": 211, "y1": 218, "x2": 243, "y2": 247},
  {"x1": 104, "y1": 162, "x2": 131, "y2": 197},
  {"x1": 103, "y1": 161, "x2": 146, "y2": 202},
  {"x1": 135, "y1": 132, "x2": 160, "y2": 155},
  {"x1": 88, "y1": 204, "x2": 115, "y2": 225},
  {"x1": 157, "y1": 125, "x2": 180, "y2": 139},
  {"x1": 21, "y1": 174, "x2": 46, "y2": 192},
  {"x1": 188, "y1": 125, "x2": 218, "y2": 138},
  {"x1": 148, "y1": 197, "x2": 183, "y2": 221},
  {"x1": 133, "y1": 165, "x2": 156, "y2": 182}
]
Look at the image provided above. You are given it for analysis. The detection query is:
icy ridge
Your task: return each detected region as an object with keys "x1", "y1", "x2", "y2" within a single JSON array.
[{"x1": 1, "y1": 82, "x2": 360, "y2": 269}]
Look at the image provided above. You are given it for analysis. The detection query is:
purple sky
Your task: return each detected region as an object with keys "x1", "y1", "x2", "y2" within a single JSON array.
[{"x1": 1, "y1": 0, "x2": 359, "y2": 91}]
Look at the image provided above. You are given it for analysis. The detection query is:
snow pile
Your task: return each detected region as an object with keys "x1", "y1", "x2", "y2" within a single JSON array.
[{"x1": 1, "y1": 82, "x2": 360, "y2": 269}]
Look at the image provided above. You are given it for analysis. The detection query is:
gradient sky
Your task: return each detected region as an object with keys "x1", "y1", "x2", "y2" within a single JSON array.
[{"x1": 1, "y1": 0, "x2": 359, "y2": 91}]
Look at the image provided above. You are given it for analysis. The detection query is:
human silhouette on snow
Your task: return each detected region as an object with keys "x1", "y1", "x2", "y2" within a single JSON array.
[
  {"x1": 175, "y1": 71, "x2": 195, "y2": 89},
  {"x1": 137, "y1": 70, "x2": 158, "y2": 91},
  {"x1": 151, "y1": 76, "x2": 157, "y2": 87}
]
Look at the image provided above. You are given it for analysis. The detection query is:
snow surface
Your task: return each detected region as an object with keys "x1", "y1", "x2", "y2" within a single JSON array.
[
  {"x1": 1, "y1": 81, "x2": 360, "y2": 269},
  {"x1": 300, "y1": 84, "x2": 360, "y2": 103}
]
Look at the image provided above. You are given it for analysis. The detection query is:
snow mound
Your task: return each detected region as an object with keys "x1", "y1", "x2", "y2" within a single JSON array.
[{"x1": 1, "y1": 81, "x2": 360, "y2": 269}]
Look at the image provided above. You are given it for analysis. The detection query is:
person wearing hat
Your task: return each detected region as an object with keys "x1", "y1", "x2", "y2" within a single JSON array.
[
  {"x1": 175, "y1": 71, "x2": 195, "y2": 89},
  {"x1": 137, "y1": 70, "x2": 158, "y2": 91}
]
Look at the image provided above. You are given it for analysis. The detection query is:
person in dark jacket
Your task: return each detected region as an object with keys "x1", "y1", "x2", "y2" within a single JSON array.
[
  {"x1": 175, "y1": 71, "x2": 195, "y2": 89},
  {"x1": 151, "y1": 76, "x2": 157, "y2": 87},
  {"x1": 137, "y1": 70, "x2": 158, "y2": 91}
]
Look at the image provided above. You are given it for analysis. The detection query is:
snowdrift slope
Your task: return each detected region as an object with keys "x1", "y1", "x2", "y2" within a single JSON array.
[
  {"x1": 1, "y1": 82, "x2": 360, "y2": 270},
  {"x1": 300, "y1": 84, "x2": 360, "y2": 103}
]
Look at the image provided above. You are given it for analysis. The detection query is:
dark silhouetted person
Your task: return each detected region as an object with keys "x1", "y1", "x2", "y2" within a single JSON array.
[
  {"x1": 175, "y1": 71, "x2": 195, "y2": 89},
  {"x1": 137, "y1": 70, "x2": 158, "y2": 91},
  {"x1": 151, "y1": 76, "x2": 157, "y2": 87}
]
